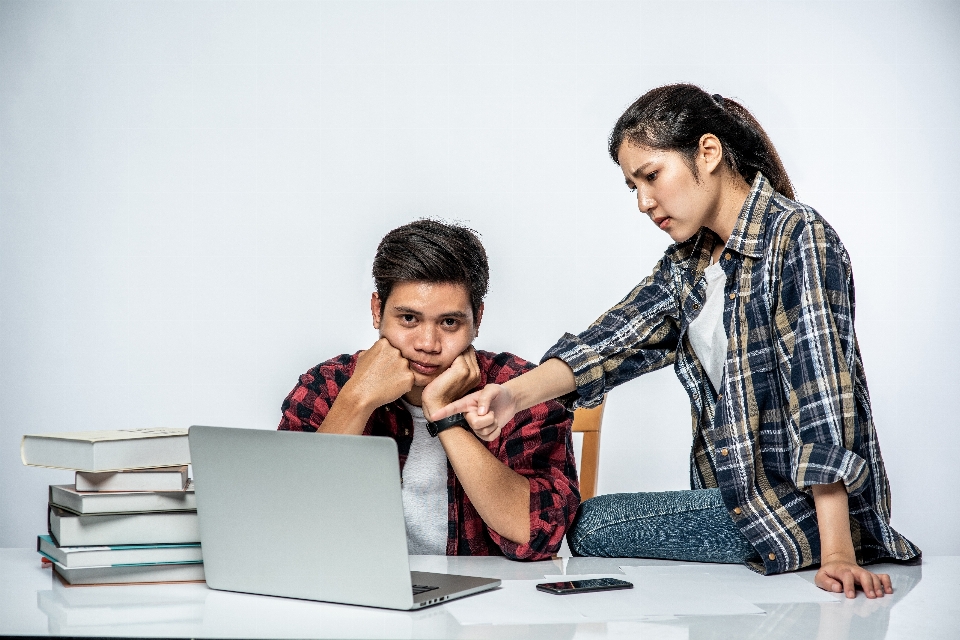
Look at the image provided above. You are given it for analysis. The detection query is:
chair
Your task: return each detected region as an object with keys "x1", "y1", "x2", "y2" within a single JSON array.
[{"x1": 571, "y1": 398, "x2": 605, "y2": 502}]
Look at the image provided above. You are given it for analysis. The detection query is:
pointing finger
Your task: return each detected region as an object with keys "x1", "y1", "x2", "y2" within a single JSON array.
[
  {"x1": 429, "y1": 394, "x2": 477, "y2": 421},
  {"x1": 475, "y1": 385, "x2": 502, "y2": 416}
]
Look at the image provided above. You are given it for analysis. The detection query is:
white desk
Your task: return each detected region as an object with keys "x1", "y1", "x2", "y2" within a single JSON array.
[{"x1": 1, "y1": 548, "x2": 955, "y2": 639}]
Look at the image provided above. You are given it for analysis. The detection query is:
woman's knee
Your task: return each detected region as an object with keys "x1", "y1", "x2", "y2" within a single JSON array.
[{"x1": 566, "y1": 489, "x2": 740, "y2": 559}]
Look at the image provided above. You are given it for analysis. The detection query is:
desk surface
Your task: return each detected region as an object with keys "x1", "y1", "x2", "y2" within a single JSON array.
[{"x1": 1, "y1": 548, "x2": 955, "y2": 639}]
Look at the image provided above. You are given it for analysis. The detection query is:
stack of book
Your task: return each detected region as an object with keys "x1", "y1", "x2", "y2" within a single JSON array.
[{"x1": 21, "y1": 428, "x2": 204, "y2": 586}]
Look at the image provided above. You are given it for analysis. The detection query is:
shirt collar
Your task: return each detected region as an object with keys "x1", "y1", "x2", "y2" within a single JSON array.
[{"x1": 724, "y1": 172, "x2": 776, "y2": 260}]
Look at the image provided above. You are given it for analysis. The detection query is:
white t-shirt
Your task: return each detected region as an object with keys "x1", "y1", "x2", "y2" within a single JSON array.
[
  {"x1": 687, "y1": 260, "x2": 729, "y2": 392},
  {"x1": 399, "y1": 400, "x2": 449, "y2": 555}
]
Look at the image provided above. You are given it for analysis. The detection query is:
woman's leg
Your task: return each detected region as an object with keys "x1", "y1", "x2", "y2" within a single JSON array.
[{"x1": 567, "y1": 489, "x2": 759, "y2": 563}]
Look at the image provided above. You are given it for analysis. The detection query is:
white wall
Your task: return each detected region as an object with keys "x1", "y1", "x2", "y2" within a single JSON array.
[{"x1": 2, "y1": 0, "x2": 958, "y2": 554}]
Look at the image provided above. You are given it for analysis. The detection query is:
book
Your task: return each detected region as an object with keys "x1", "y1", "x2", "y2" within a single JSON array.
[
  {"x1": 75, "y1": 466, "x2": 189, "y2": 492},
  {"x1": 21, "y1": 428, "x2": 190, "y2": 472},
  {"x1": 49, "y1": 505, "x2": 200, "y2": 547},
  {"x1": 50, "y1": 482, "x2": 196, "y2": 515},
  {"x1": 44, "y1": 577, "x2": 208, "y2": 606},
  {"x1": 51, "y1": 560, "x2": 205, "y2": 585},
  {"x1": 37, "y1": 534, "x2": 202, "y2": 568}
]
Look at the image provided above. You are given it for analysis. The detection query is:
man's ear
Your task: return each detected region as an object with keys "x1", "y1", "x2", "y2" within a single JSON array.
[
  {"x1": 371, "y1": 293, "x2": 383, "y2": 330},
  {"x1": 473, "y1": 303, "x2": 484, "y2": 337}
]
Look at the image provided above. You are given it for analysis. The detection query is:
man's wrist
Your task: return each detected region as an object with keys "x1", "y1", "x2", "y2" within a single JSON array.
[
  {"x1": 340, "y1": 379, "x2": 378, "y2": 414},
  {"x1": 420, "y1": 395, "x2": 453, "y2": 422},
  {"x1": 427, "y1": 413, "x2": 469, "y2": 437}
]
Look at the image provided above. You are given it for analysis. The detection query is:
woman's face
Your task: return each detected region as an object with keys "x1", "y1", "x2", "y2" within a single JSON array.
[{"x1": 617, "y1": 142, "x2": 721, "y2": 243}]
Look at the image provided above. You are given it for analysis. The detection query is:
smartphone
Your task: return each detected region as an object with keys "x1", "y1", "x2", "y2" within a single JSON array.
[{"x1": 535, "y1": 578, "x2": 634, "y2": 595}]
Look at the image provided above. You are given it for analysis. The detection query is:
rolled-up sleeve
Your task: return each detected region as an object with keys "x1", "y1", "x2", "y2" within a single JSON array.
[
  {"x1": 542, "y1": 257, "x2": 682, "y2": 409},
  {"x1": 278, "y1": 355, "x2": 357, "y2": 432},
  {"x1": 484, "y1": 398, "x2": 579, "y2": 561},
  {"x1": 778, "y1": 218, "x2": 869, "y2": 496}
]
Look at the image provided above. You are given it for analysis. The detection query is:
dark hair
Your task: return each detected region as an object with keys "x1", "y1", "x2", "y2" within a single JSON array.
[
  {"x1": 372, "y1": 219, "x2": 489, "y2": 320},
  {"x1": 608, "y1": 84, "x2": 794, "y2": 199}
]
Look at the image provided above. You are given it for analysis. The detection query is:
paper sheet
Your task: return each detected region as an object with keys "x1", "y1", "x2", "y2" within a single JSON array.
[
  {"x1": 619, "y1": 564, "x2": 840, "y2": 605},
  {"x1": 443, "y1": 580, "x2": 590, "y2": 625},
  {"x1": 571, "y1": 569, "x2": 764, "y2": 620},
  {"x1": 444, "y1": 570, "x2": 764, "y2": 625}
]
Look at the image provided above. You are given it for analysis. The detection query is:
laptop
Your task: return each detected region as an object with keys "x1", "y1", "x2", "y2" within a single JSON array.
[{"x1": 188, "y1": 425, "x2": 500, "y2": 610}]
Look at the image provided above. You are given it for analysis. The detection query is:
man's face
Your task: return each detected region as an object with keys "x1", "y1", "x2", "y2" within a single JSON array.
[{"x1": 372, "y1": 281, "x2": 482, "y2": 390}]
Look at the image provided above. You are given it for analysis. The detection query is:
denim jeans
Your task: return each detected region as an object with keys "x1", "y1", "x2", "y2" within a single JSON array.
[{"x1": 567, "y1": 489, "x2": 760, "y2": 563}]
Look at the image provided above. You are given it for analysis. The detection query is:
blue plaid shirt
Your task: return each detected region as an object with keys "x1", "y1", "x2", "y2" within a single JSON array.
[{"x1": 544, "y1": 174, "x2": 920, "y2": 574}]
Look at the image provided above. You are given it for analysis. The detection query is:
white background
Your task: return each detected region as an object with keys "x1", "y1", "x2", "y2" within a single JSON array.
[{"x1": 2, "y1": 0, "x2": 957, "y2": 554}]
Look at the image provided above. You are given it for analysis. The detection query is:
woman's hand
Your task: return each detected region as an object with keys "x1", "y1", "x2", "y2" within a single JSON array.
[
  {"x1": 811, "y1": 481, "x2": 892, "y2": 599},
  {"x1": 430, "y1": 383, "x2": 519, "y2": 441},
  {"x1": 815, "y1": 556, "x2": 893, "y2": 599}
]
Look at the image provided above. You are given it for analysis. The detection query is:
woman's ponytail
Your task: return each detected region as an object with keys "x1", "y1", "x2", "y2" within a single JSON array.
[{"x1": 609, "y1": 84, "x2": 794, "y2": 200}]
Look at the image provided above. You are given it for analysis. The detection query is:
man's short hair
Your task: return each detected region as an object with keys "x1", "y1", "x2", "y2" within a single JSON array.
[{"x1": 372, "y1": 219, "x2": 489, "y2": 320}]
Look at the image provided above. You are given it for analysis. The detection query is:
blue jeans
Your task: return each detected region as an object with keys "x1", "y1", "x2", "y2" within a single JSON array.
[{"x1": 567, "y1": 489, "x2": 760, "y2": 563}]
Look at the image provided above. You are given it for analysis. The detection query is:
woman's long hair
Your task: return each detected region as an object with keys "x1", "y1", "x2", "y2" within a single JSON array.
[{"x1": 609, "y1": 84, "x2": 794, "y2": 200}]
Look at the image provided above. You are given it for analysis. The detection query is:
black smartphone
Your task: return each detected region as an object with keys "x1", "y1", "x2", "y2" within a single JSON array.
[{"x1": 535, "y1": 578, "x2": 634, "y2": 595}]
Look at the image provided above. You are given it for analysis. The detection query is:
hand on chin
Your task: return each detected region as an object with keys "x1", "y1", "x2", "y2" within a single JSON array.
[{"x1": 419, "y1": 348, "x2": 480, "y2": 420}]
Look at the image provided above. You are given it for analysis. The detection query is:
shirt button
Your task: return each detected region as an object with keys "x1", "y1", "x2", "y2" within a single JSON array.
[
  {"x1": 724, "y1": 252, "x2": 731, "y2": 260},
  {"x1": 728, "y1": 293, "x2": 736, "y2": 300},
  {"x1": 733, "y1": 507, "x2": 742, "y2": 515},
  {"x1": 768, "y1": 553, "x2": 776, "y2": 561},
  {"x1": 720, "y1": 448, "x2": 729, "y2": 456},
  {"x1": 693, "y1": 302, "x2": 700, "y2": 310},
  {"x1": 404, "y1": 429, "x2": 410, "y2": 436},
  {"x1": 717, "y1": 394, "x2": 722, "y2": 400}
]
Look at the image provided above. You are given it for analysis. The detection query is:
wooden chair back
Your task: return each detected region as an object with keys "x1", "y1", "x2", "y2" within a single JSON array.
[{"x1": 571, "y1": 398, "x2": 605, "y2": 502}]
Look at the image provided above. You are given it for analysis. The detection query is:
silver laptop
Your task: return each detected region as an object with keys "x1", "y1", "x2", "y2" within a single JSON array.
[{"x1": 188, "y1": 425, "x2": 500, "y2": 610}]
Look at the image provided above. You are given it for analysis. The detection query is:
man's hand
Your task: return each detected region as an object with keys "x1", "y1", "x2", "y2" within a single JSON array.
[
  {"x1": 421, "y1": 347, "x2": 481, "y2": 420},
  {"x1": 815, "y1": 556, "x2": 893, "y2": 599},
  {"x1": 431, "y1": 383, "x2": 519, "y2": 441},
  {"x1": 343, "y1": 337, "x2": 416, "y2": 411}
]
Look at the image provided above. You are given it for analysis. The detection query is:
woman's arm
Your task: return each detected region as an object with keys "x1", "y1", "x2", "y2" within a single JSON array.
[
  {"x1": 429, "y1": 357, "x2": 576, "y2": 441},
  {"x1": 434, "y1": 258, "x2": 683, "y2": 439},
  {"x1": 812, "y1": 481, "x2": 893, "y2": 598}
]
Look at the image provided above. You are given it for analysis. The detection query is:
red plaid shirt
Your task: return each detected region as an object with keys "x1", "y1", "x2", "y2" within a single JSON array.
[{"x1": 278, "y1": 350, "x2": 579, "y2": 561}]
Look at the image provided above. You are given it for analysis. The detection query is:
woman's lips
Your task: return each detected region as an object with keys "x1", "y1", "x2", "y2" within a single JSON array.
[
  {"x1": 656, "y1": 217, "x2": 670, "y2": 230},
  {"x1": 410, "y1": 361, "x2": 440, "y2": 375}
]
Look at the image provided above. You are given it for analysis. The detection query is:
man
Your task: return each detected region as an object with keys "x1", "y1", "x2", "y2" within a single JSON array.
[{"x1": 278, "y1": 219, "x2": 579, "y2": 561}]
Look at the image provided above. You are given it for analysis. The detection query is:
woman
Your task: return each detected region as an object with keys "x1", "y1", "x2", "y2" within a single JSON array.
[{"x1": 432, "y1": 84, "x2": 920, "y2": 597}]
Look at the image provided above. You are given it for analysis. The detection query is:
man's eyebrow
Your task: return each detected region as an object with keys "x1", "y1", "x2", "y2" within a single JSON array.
[
  {"x1": 392, "y1": 306, "x2": 423, "y2": 315},
  {"x1": 392, "y1": 306, "x2": 468, "y2": 319}
]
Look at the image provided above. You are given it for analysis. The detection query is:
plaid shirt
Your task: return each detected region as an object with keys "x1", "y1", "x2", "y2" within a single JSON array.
[
  {"x1": 278, "y1": 350, "x2": 579, "y2": 561},
  {"x1": 544, "y1": 174, "x2": 920, "y2": 574}
]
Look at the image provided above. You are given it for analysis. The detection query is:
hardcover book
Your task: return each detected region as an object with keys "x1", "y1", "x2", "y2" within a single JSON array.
[
  {"x1": 75, "y1": 466, "x2": 189, "y2": 492},
  {"x1": 21, "y1": 428, "x2": 190, "y2": 471},
  {"x1": 51, "y1": 560, "x2": 205, "y2": 586},
  {"x1": 37, "y1": 535, "x2": 202, "y2": 568},
  {"x1": 49, "y1": 483, "x2": 196, "y2": 515},
  {"x1": 48, "y1": 505, "x2": 200, "y2": 547}
]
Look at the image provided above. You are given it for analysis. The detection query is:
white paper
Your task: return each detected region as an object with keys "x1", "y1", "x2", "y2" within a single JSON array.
[
  {"x1": 572, "y1": 569, "x2": 764, "y2": 620},
  {"x1": 444, "y1": 571, "x2": 764, "y2": 625},
  {"x1": 619, "y1": 564, "x2": 840, "y2": 605},
  {"x1": 444, "y1": 580, "x2": 590, "y2": 625}
]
